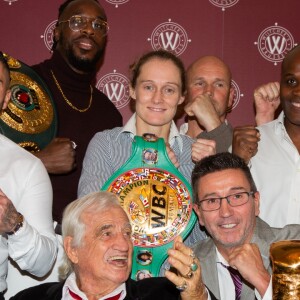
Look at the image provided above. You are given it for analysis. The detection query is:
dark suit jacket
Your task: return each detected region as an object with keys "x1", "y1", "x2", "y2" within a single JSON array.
[
  {"x1": 194, "y1": 217, "x2": 300, "y2": 300},
  {"x1": 9, "y1": 277, "x2": 217, "y2": 300}
]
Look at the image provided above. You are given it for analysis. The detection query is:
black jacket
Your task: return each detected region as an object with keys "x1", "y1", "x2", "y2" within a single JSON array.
[{"x1": 10, "y1": 278, "x2": 217, "y2": 300}]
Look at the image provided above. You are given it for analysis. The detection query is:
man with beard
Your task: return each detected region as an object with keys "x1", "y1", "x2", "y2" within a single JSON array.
[
  {"x1": 6, "y1": 0, "x2": 122, "y2": 297},
  {"x1": 32, "y1": 0, "x2": 122, "y2": 225}
]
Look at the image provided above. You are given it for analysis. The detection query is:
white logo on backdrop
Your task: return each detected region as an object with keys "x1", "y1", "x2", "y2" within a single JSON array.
[
  {"x1": 255, "y1": 23, "x2": 295, "y2": 65},
  {"x1": 148, "y1": 19, "x2": 191, "y2": 56},
  {"x1": 209, "y1": 0, "x2": 239, "y2": 11},
  {"x1": 105, "y1": 0, "x2": 129, "y2": 8},
  {"x1": 40, "y1": 20, "x2": 57, "y2": 51},
  {"x1": 97, "y1": 71, "x2": 130, "y2": 109},
  {"x1": 231, "y1": 80, "x2": 243, "y2": 110},
  {"x1": 3, "y1": 0, "x2": 18, "y2": 4}
]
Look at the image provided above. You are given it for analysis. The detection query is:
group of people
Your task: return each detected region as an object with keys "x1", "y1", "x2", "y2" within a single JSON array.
[{"x1": 1, "y1": 0, "x2": 300, "y2": 299}]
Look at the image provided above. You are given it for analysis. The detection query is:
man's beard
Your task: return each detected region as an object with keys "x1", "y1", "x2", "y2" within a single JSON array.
[{"x1": 67, "y1": 47, "x2": 104, "y2": 73}]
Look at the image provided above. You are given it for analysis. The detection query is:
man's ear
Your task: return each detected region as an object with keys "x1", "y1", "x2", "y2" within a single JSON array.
[
  {"x1": 64, "y1": 236, "x2": 79, "y2": 264},
  {"x1": 193, "y1": 203, "x2": 205, "y2": 227},
  {"x1": 254, "y1": 191, "x2": 260, "y2": 217},
  {"x1": 228, "y1": 86, "x2": 234, "y2": 109},
  {"x1": 2, "y1": 89, "x2": 11, "y2": 110},
  {"x1": 53, "y1": 26, "x2": 60, "y2": 46}
]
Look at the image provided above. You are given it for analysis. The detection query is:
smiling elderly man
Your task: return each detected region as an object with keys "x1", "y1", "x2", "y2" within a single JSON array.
[{"x1": 11, "y1": 191, "x2": 215, "y2": 300}]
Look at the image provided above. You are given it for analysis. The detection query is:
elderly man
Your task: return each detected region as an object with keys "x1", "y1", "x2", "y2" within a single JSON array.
[
  {"x1": 11, "y1": 191, "x2": 215, "y2": 300},
  {"x1": 191, "y1": 152, "x2": 300, "y2": 300},
  {"x1": 180, "y1": 56, "x2": 234, "y2": 153},
  {"x1": 0, "y1": 52, "x2": 57, "y2": 299}
]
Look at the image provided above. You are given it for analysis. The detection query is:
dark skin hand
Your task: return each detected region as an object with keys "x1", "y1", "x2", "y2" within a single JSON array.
[
  {"x1": 34, "y1": 137, "x2": 76, "y2": 174},
  {"x1": 232, "y1": 126, "x2": 260, "y2": 164}
]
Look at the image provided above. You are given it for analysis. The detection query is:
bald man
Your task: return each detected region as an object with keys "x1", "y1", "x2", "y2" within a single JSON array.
[{"x1": 180, "y1": 56, "x2": 234, "y2": 153}]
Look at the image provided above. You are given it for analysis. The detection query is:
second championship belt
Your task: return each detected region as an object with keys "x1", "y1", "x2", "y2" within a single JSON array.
[
  {"x1": 0, "y1": 52, "x2": 57, "y2": 152},
  {"x1": 102, "y1": 134, "x2": 196, "y2": 280}
]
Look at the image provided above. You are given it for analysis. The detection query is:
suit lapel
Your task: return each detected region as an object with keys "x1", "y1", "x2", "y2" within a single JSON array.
[{"x1": 194, "y1": 239, "x2": 220, "y2": 299}]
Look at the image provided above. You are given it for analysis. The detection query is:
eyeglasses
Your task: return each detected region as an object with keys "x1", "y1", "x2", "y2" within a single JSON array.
[
  {"x1": 198, "y1": 191, "x2": 255, "y2": 211},
  {"x1": 59, "y1": 15, "x2": 109, "y2": 35}
]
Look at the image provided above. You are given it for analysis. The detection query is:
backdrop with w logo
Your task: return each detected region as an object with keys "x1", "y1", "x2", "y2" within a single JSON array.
[{"x1": 0, "y1": 0, "x2": 298, "y2": 126}]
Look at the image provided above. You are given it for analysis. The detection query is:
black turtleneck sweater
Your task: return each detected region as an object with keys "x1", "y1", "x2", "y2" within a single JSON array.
[{"x1": 32, "y1": 51, "x2": 123, "y2": 223}]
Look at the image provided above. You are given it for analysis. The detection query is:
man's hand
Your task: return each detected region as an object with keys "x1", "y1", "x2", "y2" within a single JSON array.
[
  {"x1": 185, "y1": 93, "x2": 221, "y2": 132},
  {"x1": 232, "y1": 126, "x2": 260, "y2": 163},
  {"x1": 166, "y1": 236, "x2": 208, "y2": 300},
  {"x1": 34, "y1": 137, "x2": 76, "y2": 174},
  {"x1": 228, "y1": 243, "x2": 271, "y2": 298},
  {"x1": 254, "y1": 82, "x2": 280, "y2": 125},
  {"x1": 0, "y1": 189, "x2": 20, "y2": 233},
  {"x1": 192, "y1": 138, "x2": 216, "y2": 163}
]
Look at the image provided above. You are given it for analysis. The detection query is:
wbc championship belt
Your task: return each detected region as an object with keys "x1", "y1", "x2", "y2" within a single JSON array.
[
  {"x1": 0, "y1": 52, "x2": 57, "y2": 152},
  {"x1": 102, "y1": 133, "x2": 196, "y2": 279}
]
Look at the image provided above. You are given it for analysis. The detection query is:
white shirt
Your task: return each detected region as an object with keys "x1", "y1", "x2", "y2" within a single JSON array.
[
  {"x1": 0, "y1": 134, "x2": 57, "y2": 295},
  {"x1": 62, "y1": 272, "x2": 126, "y2": 300},
  {"x1": 250, "y1": 112, "x2": 300, "y2": 227},
  {"x1": 215, "y1": 248, "x2": 272, "y2": 300}
]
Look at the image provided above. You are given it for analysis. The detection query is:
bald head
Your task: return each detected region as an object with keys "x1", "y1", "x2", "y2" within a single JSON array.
[
  {"x1": 186, "y1": 55, "x2": 233, "y2": 121},
  {"x1": 187, "y1": 56, "x2": 232, "y2": 83},
  {"x1": 281, "y1": 45, "x2": 300, "y2": 75}
]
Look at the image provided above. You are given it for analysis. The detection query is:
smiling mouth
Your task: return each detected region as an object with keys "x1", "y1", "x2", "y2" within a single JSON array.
[
  {"x1": 107, "y1": 256, "x2": 128, "y2": 266},
  {"x1": 75, "y1": 37, "x2": 95, "y2": 50},
  {"x1": 220, "y1": 223, "x2": 237, "y2": 229},
  {"x1": 148, "y1": 107, "x2": 166, "y2": 112},
  {"x1": 291, "y1": 102, "x2": 300, "y2": 108}
]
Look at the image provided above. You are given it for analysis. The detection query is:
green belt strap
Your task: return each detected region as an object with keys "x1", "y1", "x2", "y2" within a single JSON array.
[{"x1": 102, "y1": 134, "x2": 196, "y2": 279}]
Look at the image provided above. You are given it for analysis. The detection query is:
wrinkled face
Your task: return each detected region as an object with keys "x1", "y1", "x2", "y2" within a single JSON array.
[
  {"x1": 280, "y1": 47, "x2": 300, "y2": 130},
  {"x1": 0, "y1": 62, "x2": 11, "y2": 111},
  {"x1": 193, "y1": 169, "x2": 259, "y2": 253},
  {"x1": 55, "y1": 0, "x2": 107, "y2": 73},
  {"x1": 66, "y1": 206, "x2": 133, "y2": 292},
  {"x1": 131, "y1": 58, "x2": 184, "y2": 129},
  {"x1": 187, "y1": 57, "x2": 233, "y2": 121}
]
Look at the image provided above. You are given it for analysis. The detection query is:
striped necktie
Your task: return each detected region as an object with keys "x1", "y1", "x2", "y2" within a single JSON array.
[{"x1": 222, "y1": 264, "x2": 242, "y2": 300}]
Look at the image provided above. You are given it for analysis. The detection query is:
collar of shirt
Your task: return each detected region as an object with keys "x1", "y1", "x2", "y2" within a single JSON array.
[
  {"x1": 274, "y1": 111, "x2": 285, "y2": 135},
  {"x1": 62, "y1": 273, "x2": 126, "y2": 300},
  {"x1": 215, "y1": 248, "x2": 236, "y2": 300},
  {"x1": 120, "y1": 113, "x2": 183, "y2": 151}
]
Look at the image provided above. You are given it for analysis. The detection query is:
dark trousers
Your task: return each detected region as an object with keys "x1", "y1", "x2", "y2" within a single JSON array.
[{"x1": 0, "y1": 292, "x2": 4, "y2": 300}]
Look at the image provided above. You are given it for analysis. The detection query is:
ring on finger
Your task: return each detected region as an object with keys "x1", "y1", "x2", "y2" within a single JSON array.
[
  {"x1": 71, "y1": 141, "x2": 77, "y2": 150},
  {"x1": 190, "y1": 251, "x2": 195, "y2": 259},
  {"x1": 176, "y1": 280, "x2": 187, "y2": 292},
  {"x1": 183, "y1": 270, "x2": 193, "y2": 279},
  {"x1": 190, "y1": 261, "x2": 198, "y2": 272}
]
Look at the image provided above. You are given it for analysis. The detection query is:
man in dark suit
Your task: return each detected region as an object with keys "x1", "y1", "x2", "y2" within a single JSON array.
[
  {"x1": 191, "y1": 152, "x2": 300, "y2": 300},
  {"x1": 11, "y1": 191, "x2": 215, "y2": 300}
]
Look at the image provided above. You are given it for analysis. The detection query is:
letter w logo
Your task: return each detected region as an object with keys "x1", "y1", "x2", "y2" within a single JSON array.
[
  {"x1": 160, "y1": 32, "x2": 179, "y2": 50},
  {"x1": 266, "y1": 35, "x2": 286, "y2": 54},
  {"x1": 104, "y1": 83, "x2": 124, "y2": 101}
]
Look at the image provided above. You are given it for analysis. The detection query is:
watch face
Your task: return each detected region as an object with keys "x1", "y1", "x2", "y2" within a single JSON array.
[{"x1": 106, "y1": 167, "x2": 192, "y2": 247}]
